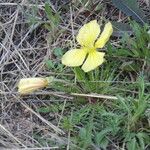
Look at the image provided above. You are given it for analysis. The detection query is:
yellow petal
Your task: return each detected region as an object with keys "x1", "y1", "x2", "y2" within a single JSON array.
[
  {"x1": 62, "y1": 49, "x2": 87, "y2": 67},
  {"x1": 18, "y1": 78, "x2": 48, "y2": 94},
  {"x1": 95, "y1": 22, "x2": 113, "y2": 48},
  {"x1": 76, "y1": 20, "x2": 100, "y2": 47},
  {"x1": 81, "y1": 51, "x2": 105, "y2": 72}
]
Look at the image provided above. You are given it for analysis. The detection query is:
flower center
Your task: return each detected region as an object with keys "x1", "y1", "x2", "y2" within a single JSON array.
[{"x1": 87, "y1": 46, "x2": 96, "y2": 53}]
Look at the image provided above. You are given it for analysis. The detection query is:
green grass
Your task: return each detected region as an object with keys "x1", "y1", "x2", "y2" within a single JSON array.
[
  {"x1": 27, "y1": 3, "x2": 150, "y2": 149},
  {"x1": 38, "y1": 21, "x2": 150, "y2": 149}
]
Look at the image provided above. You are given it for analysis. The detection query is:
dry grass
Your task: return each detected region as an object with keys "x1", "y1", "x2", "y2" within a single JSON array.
[
  {"x1": 0, "y1": 0, "x2": 68, "y2": 149},
  {"x1": 0, "y1": 0, "x2": 149, "y2": 149}
]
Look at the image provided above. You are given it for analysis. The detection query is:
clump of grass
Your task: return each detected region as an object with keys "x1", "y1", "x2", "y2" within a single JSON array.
[{"x1": 43, "y1": 22, "x2": 150, "y2": 149}]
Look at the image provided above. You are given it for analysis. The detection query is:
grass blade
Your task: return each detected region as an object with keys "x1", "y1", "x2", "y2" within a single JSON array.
[{"x1": 112, "y1": 0, "x2": 148, "y2": 25}]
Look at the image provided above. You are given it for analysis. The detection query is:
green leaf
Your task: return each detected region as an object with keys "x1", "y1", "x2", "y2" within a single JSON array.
[
  {"x1": 73, "y1": 67, "x2": 86, "y2": 80},
  {"x1": 127, "y1": 137, "x2": 137, "y2": 150},
  {"x1": 79, "y1": 124, "x2": 93, "y2": 148},
  {"x1": 45, "y1": 60, "x2": 55, "y2": 69},
  {"x1": 62, "y1": 117, "x2": 73, "y2": 131},
  {"x1": 95, "y1": 129, "x2": 111, "y2": 149},
  {"x1": 53, "y1": 47, "x2": 63, "y2": 57},
  {"x1": 136, "y1": 133, "x2": 145, "y2": 150},
  {"x1": 45, "y1": 3, "x2": 55, "y2": 23},
  {"x1": 44, "y1": 2, "x2": 60, "y2": 27},
  {"x1": 112, "y1": 0, "x2": 148, "y2": 25},
  {"x1": 96, "y1": 136, "x2": 109, "y2": 149}
]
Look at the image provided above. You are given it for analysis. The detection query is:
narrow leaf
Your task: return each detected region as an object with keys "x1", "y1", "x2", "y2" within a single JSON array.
[
  {"x1": 45, "y1": 2, "x2": 55, "y2": 23},
  {"x1": 112, "y1": 0, "x2": 148, "y2": 25}
]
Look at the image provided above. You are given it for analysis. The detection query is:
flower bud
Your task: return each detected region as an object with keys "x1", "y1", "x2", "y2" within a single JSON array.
[{"x1": 18, "y1": 78, "x2": 49, "y2": 94}]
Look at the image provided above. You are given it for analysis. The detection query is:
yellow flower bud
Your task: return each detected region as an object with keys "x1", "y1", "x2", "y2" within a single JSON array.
[{"x1": 18, "y1": 78, "x2": 49, "y2": 94}]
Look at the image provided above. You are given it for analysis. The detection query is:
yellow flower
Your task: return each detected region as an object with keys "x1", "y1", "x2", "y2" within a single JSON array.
[
  {"x1": 62, "y1": 20, "x2": 113, "y2": 72},
  {"x1": 18, "y1": 78, "x2": 49, "y2": 94}
]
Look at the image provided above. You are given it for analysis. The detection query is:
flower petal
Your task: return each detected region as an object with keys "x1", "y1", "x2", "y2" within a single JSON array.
[
  {"x1": 81, "y1": 51, "x2": 105, "y2": 72},
  {"x1": 62, "y1": 49, "x2": 87, "y2": 67},
  {"x1": 18, "y1": 78, "x2": 48, "y2": 94},
  {"x1": 76, "y1": 20, "x2": 100, "y2": 47},
  {"x1": 95, "y1": 22, "x2": 113, "y2": 48}
]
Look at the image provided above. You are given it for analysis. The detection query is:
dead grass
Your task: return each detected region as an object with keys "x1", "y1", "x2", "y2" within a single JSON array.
[
  {"x1": 0, "y1": 0, "x2": 149, "y2": 149},
  {"x1": 0, "y1": 0, "x2": 67, "y2": 149}
]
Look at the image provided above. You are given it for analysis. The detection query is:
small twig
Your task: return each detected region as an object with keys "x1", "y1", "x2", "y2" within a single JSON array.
[
  {"x1": 0, "y1": 91, "x2": 117, "y2": 100},
  {"x1": 67, "y1": 130, "x2": 71, "y2": 150},
  {"x1": 71, "y1": 93, "x2": 118, "y2": 100}
]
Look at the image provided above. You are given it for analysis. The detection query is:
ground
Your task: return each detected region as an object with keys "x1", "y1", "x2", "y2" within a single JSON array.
[{"x1": 0, "y1": 0, "x2": 150, "y2": 150}]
